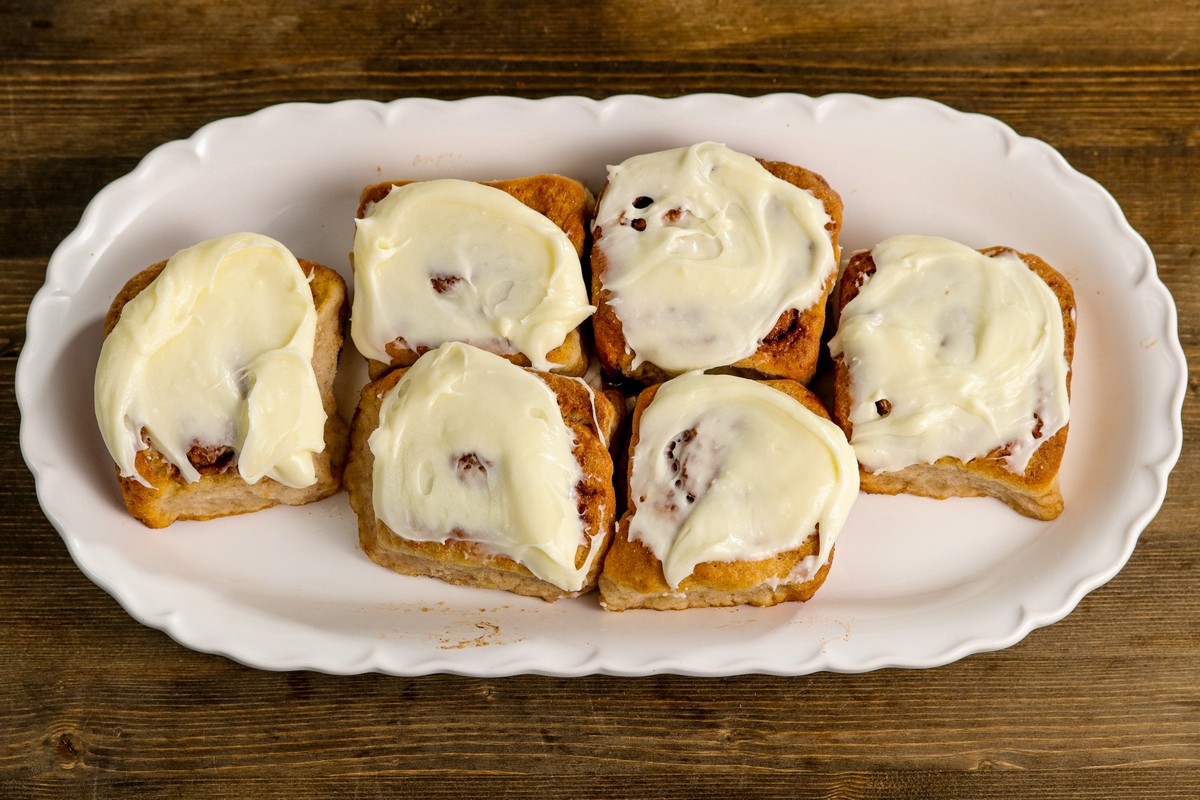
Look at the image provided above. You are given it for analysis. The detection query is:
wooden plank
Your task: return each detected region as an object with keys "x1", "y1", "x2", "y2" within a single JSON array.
[{"x1": 2, "y1": 0, "x2": 1198, "y2": 796}]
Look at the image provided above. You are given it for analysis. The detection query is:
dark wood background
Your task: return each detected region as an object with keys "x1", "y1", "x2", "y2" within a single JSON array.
[{"x1": 3, "y1": 1, "x2": 1197, "y2": 797}]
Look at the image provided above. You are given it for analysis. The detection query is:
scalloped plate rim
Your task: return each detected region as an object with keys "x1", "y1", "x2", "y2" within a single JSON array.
[{"x1": 17, "y1": 93, "x2": 1185, "y2": 677}]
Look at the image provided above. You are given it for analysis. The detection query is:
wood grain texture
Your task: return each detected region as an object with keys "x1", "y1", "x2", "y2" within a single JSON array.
[{"x1": 3, "y1": 0, "x2": 1199, "y2": 797}]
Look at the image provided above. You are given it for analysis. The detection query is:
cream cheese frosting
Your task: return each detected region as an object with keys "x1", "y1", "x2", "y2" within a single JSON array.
[
  {"x1": 368, "y1": 342, "x2": 598, "y2": 592},
  {"x1": 626, "y1": 372, "x2": 859, "y2": 589},
  {"x1": 350, "y1": 178, "x2": 594, "y2": 371},
  {"x1": 828, "y1": 234, "x2": 1071, "y2": 474},
  {"x1": 593, "y1": 142, "x2": 836, "y2": 373},
  {"x1": 94, "y1": 232, "x2": 327, "y2": 489}
]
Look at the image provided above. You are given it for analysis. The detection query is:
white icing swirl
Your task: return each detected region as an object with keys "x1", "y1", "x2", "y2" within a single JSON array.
[
  {"x1": 593, "y1": 142, "x2": 836, "y2": 373},
  {"x1": 369, "y1": 342, "x2": 599, "y2": 592},
  {"x1": 94, "y1": 232, "x2": 326, "y2": 489},
  {"x1": 627, "y1": 372, "x2": 858, "y2": 589},
  {"x1": 351, "y1": 179, "x2": 594, "y2": 371},
  {"x1": 828, "y1": 234, "x2": 1071, "y2": 474}
]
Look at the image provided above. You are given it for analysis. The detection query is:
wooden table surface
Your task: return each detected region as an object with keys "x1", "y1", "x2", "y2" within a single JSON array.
[{"x1": 3, "y1": 1, "x2": 1197, "y2": 797}]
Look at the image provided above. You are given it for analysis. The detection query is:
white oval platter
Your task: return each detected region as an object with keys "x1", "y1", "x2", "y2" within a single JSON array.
[{"x1": 17, "y1": 94, "x2": 1185, "y2": 676}]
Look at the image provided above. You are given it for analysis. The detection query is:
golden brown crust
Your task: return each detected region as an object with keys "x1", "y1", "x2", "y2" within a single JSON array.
[
  {"x1": 598, "y1": 378, "x2": 837, "y2": 611},
  {"x1": 831, "y1": 246, "x2": 1076, "y2": 520},
  {"x1": 590, "y1": 157, "x2": 843, "y2": 385},
  {"x1": 370, "y1": 330, "x2": 587, "y2": 382},
  {"x1": 355, "y1": 174, "x2": 594, "y2": 380},
  {"x1": 104, "y1": 258, "x2": 350, "y2": 528},
  {"x1": 345, "y1": 364, "x2": 620, "y2": 602}
]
